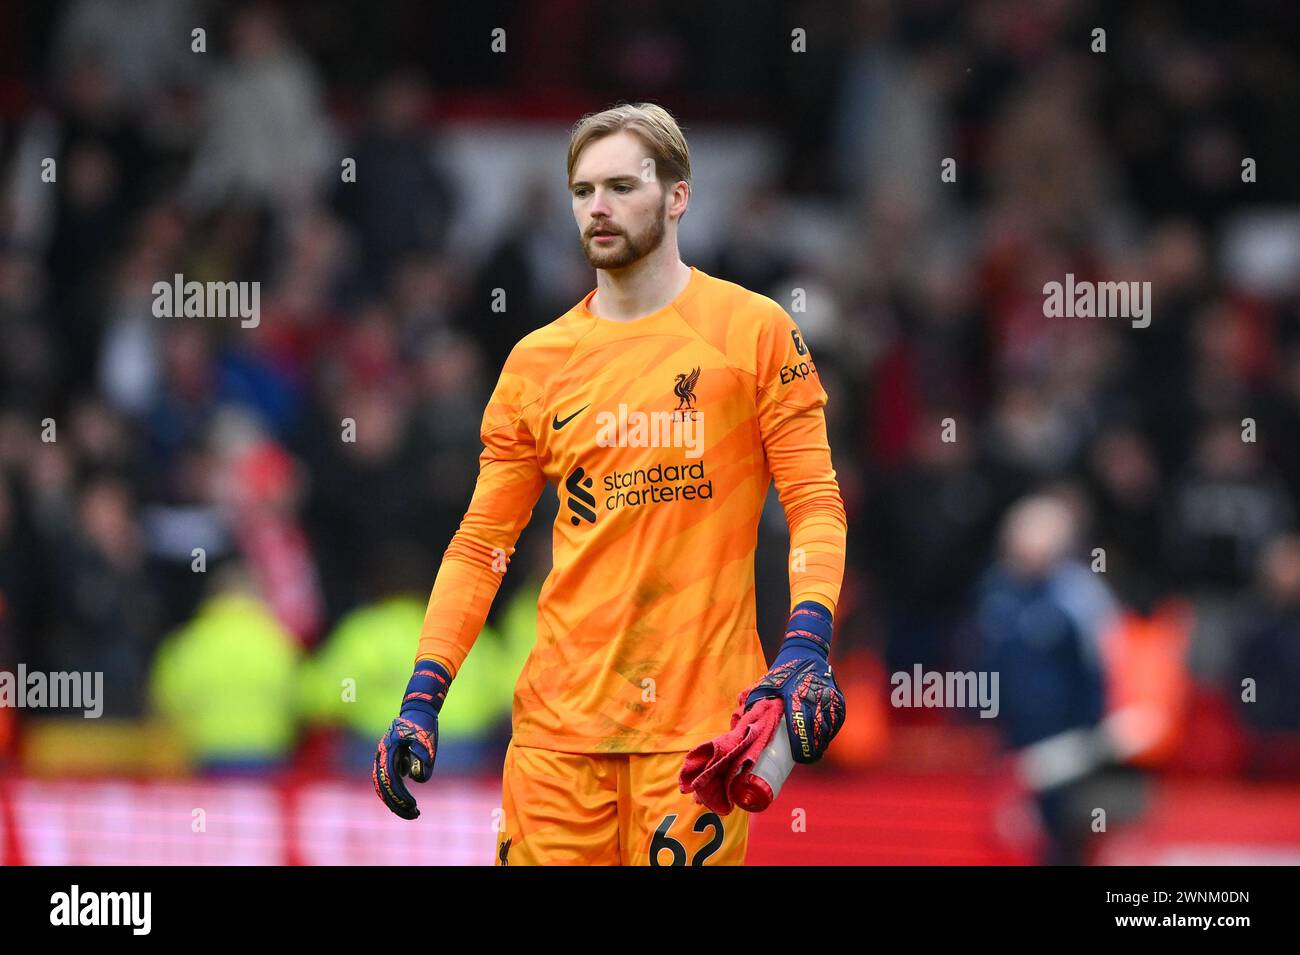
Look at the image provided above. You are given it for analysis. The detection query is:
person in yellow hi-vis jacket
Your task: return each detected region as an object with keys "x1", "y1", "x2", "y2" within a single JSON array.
[
  {"x1": 150, "y1": 564, "x2": 301, "y2": 775},
  {"x1": 299, "y1": 593, "x2": 518, "y2": 775}
]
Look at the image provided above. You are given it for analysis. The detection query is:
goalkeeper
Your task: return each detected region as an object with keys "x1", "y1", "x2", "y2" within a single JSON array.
[{"x1": 373, "y1": 103, "x2": 848, "y2": 865}]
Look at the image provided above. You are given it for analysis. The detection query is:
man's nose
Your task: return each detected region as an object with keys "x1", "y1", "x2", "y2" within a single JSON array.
[{"x1": 588, "y1": 188, "x2": 612, "y2": 217}]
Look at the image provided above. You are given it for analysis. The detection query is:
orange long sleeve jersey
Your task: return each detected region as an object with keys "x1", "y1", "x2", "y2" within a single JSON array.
[{"x1": 416, "y1": 266, "x2": 848, "y2": 753}]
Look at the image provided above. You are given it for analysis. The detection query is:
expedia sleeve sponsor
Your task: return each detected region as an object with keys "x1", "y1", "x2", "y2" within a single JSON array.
[{"x1": 755, "y1": 302, "x2": 827, "y2": 418}]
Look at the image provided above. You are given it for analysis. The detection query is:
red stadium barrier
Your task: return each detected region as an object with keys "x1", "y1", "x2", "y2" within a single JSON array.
[{"x1": 2, "y1": 770, "x2": 1297, "y2": 865}]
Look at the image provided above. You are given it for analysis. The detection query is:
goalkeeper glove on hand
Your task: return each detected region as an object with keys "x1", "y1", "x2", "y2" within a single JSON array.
[
  {"x1": 743, "y1": 600, "x2": 846, "y2": 763},
  {"x1": 372, "y1": 659, "x2": 452, "y2": 820}
]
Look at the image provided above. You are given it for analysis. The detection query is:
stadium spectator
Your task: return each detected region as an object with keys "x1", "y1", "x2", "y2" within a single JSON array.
[
  {"x1": 974, "y1": 493, "x2": 1118, "y2": 864},
  {"x1": 1232, "y1": 535, "x2": 1300, "y2": 736},
  {"x1": 149, "y1": 560, "x2": 301, "y2": 774}
]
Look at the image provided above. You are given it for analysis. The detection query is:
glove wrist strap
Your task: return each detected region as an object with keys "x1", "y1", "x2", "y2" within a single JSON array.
[
  {"x1": 401, "y1": 660, "x2": 453, "y2": 725},
  {"x1": 772, "y1": 601, "x2": 833, "y2": 668}
]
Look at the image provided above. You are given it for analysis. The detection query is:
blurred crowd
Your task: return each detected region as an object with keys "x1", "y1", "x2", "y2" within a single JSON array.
[{"x1": 0, "y1": 0, "x2": 1298, "y2": 799}]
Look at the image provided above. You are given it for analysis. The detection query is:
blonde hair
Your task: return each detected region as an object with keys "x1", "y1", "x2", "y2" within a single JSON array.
[{"x1": 567, "y1": 102, "x2": 691, "y2": 191}]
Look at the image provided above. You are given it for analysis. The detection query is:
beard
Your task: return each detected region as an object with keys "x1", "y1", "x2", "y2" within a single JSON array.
[{"x1": 581, "y1": 198, "x2": 668, "y2": 270}]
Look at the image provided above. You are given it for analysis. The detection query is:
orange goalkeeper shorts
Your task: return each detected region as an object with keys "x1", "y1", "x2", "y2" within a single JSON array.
[{"x1": 494, "y1": 739, "x2": 750, "y2": 865}]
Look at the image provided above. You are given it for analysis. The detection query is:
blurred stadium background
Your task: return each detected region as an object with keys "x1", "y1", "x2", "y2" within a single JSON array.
[{"x1": 1, "y1": 0, "x2": 1299, "y2": 865}]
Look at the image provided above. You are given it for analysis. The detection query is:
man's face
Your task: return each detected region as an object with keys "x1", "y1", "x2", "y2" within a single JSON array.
[{"x1": 571, "y1": 130, "x2": 674, "y2": 270}]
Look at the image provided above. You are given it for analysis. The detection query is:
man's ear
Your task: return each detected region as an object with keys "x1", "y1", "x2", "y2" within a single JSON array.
[{"x1": 669, "y1": 180, "x2": 690, "y2": 222}]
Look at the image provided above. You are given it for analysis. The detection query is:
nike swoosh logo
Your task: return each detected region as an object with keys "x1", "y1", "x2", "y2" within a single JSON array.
[{"x1": 552, "y1": 404, "x2": 590, "y2": 430}]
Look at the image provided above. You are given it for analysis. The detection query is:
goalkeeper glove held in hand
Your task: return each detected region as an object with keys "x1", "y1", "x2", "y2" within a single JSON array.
[
  {"x1": 373, "y1": 659, "x2": 452, "y2": 820},
  {"x1": 744, "y1": 601, "x2": 846, "y2": 763}
]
